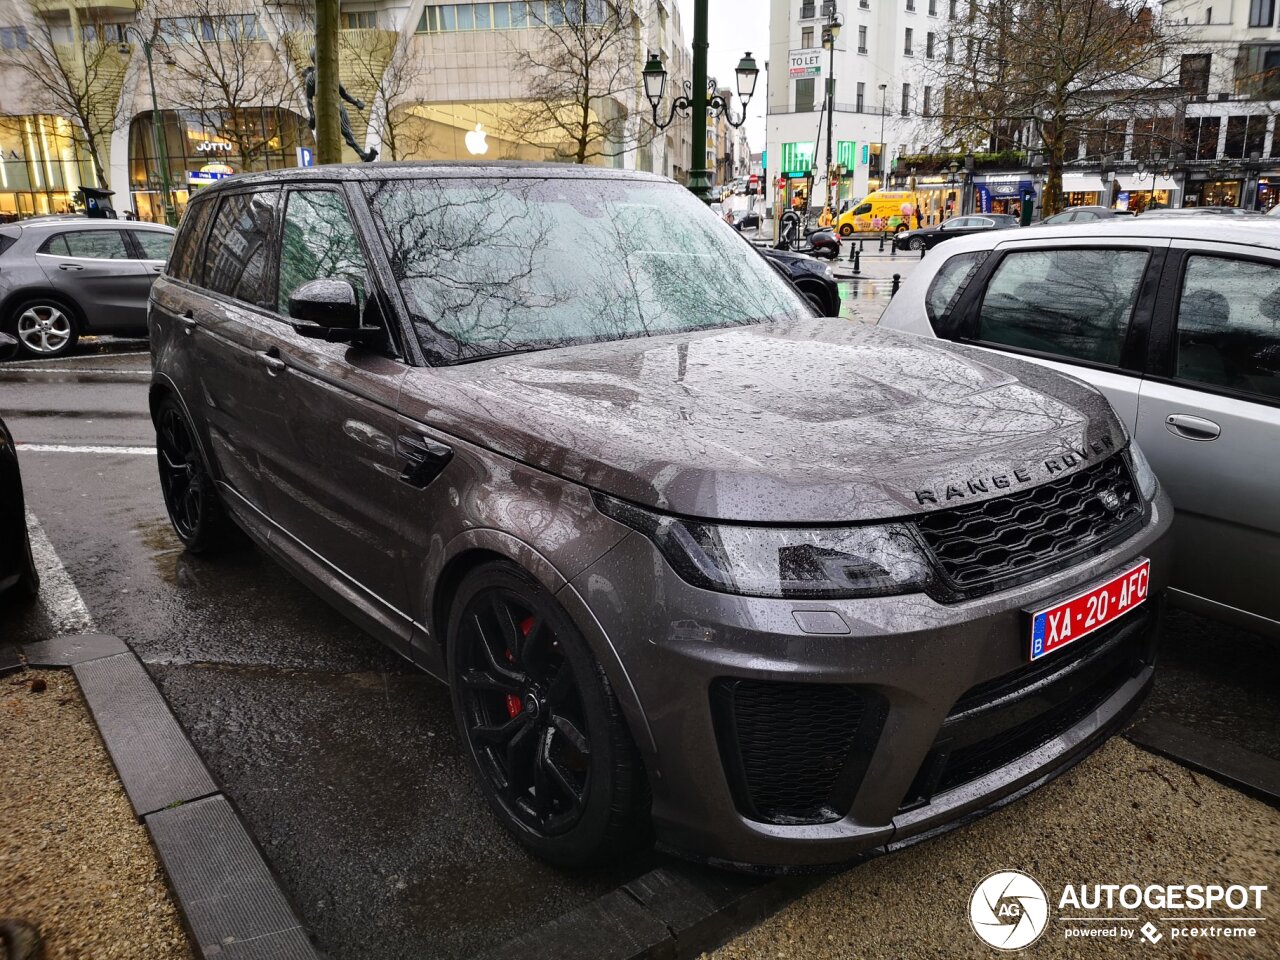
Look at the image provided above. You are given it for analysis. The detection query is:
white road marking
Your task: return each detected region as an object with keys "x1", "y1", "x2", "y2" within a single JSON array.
[
  {"x1": 17, "y1": 443, "x2": 155, "y2": 455},
  {"x1": 25, "y1": 508, "x2": 95, "y2": 635}
]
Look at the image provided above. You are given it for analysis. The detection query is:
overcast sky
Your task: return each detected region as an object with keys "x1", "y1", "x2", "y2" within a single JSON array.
[{"x1": 673, "y1": 0, "x2": 771, "y2": 154}]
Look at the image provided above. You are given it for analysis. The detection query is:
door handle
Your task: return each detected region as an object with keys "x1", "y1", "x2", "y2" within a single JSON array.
[
  {"x1": 257, "y1": 349, "x2": 286, "y2": 376},
  {"x1": 178, "y1": 310, "x2": 197, "y2": 335},
  {"x1": 57, "y1": 263, "x2": 84, "y2": 271},
  {"x1": 1165, "y1": 413, "x2": 1221, "y2": 441}
]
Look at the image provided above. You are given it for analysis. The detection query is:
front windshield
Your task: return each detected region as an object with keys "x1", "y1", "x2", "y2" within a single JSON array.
[{"x1": 365, "y1": 176, "x2": 810, "y2": 364}]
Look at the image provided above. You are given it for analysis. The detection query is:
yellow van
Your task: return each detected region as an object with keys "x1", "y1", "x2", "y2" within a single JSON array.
[{"x1": 836, "y1": 191, "x2": 920, "y2": 236}]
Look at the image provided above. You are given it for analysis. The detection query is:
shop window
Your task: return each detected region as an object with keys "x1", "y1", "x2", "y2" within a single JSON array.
[
  {"x1": 978, "y1": 249, "x2": 1149, "y2": 366},
  {"x1": 780, "y1": 141, "x2": 815, "y2": 175},
  {"x1": 1176, "y1": 256, "x2": 1280, "y2": 402}
]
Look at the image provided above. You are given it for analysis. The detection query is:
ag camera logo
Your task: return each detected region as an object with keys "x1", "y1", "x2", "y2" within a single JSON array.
[{"x1": 970, "y1": 870, "x2": 1050, "y2": 950}]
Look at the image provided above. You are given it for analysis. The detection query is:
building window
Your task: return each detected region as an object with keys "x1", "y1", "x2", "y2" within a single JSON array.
[
  {"x1": 1180, "y1": 53, "x2": 1211, "y2": 95},
  {"x1": 341, "y1": 11, "x2": 378, "y2": 28},
  {"x1": 923, "y1": 85, "x2": 932, "y2": 116},
  {"x1": 1183, "y1": 116, "x2": 1221, "y2": 160},
  {"x1": 157, "y1": 15, "x2": 266, "y2": 41},
  {"x1": 796, "y1": 77, "x2": 817, "y2": 112},
  {"x1": 906, "y1": 0, "x2": 915, "y2": 9},
  {"x1": 419, "y1": 3, "x2": 605, "y2": 33},
  {"x1": 1206, "y1": 6, "x2": 1212, "y2": 22},
  {"x1": 947, "y1": 36, "x2": 954, "y2": 61},
  {"x1": 801, "y1": 1, "x2": 816, "y2": 17},
  {"x1": 801, "y1": 26, "x2": 814, "y2": 46},
  {"x1": 837, "y1": 140, "x2": 857, "y2": 168},
  {"x1": 901, "y1": 82, "x2": 911, "y2": 115},
  {"x1": 0, "y1": 25, "x2": 28, "y2": 49},
  {"x1": 1250, "y1": 0, "x2": 1274, "y2": 26},
  {"x1": 1225, "y1": 114, "x2": 1268, "y2": 157},
  {"x1": 926, "y1": 31, "x2": 935, "y2": 57},
  {"x1": 949, "y1": 0, "x2": 957, "y2": 16},
  {"x1": 929, "y1": 0, "x2": 937, "y2": 13},
  {"x1": 904, "y1": 27, "x2": 913, "y2": 54},
  {"x1": 858, "y1": 24, "x2": 867, "y2": 52},
  {"x1": 860, "y1": 0, "x2": 869, "y2": 7},
  {"x1": 856, "y1": 81, "x2": 865, "y2": 111}
]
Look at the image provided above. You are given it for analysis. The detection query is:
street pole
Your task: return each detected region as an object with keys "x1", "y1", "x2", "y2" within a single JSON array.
[
  {"x1": 689, "y1": 0, "x2": 712, "y2": 202},
  {"x1": 142, "y1": 40, "x2": 176, "y2": 227},
  {"x1": 824, "y1": 32, "x2": 835, "y2": 212},
  {"x1": 314, "y1": 0, "x2": 342, "y2": 164},
  {"x1": 878, "y1": 83, "x2": 887, "y2": 189}
]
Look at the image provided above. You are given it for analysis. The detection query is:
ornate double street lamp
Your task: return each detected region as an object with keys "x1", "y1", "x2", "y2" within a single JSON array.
[
  {"x1": 120, "y1": 26, "x2": 177, "y2": 226},
  {"x1": 642, "y1": 1, "x2": 758, "y2": 203}
]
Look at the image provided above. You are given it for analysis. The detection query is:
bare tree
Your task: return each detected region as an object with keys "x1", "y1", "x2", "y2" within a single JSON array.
[
  {"x1": 154, "y1": 0, "x2": 304, "y2": 168},
  {"x1": 505, "y1": 0, "x2": 655, "y2": 164},
  {"x1": 934, "y1": 0, "x2": 1188, "y2": 213},
  {"x1": 5, "y1": 4, "x2": 139, "y2": 187},
  {"x1": 340, "y1": 27, "x2": 430, "y2": 161}
]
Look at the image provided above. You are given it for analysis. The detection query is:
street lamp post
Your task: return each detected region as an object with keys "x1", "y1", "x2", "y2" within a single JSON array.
[
  {"x1": 121, "y1": 28, "x2": 176, "y2": 226},
  {"x1": 877, "y1": 83, "x2": 888, "y2": 189},
  {"x1": 821, "y1": 11, "x2": 842, "y2": 214},
  {"x1": 643, "y1": 33, "x2": 759, "y2": 204}
]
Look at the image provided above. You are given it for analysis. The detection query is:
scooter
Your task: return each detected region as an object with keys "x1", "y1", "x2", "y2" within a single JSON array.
[{"x1": 775, "y1": 212, "x2": 841, "y2": 260}]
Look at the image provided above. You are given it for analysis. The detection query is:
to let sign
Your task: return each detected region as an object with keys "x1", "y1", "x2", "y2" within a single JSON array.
[{"x1": 789, "y1": 48, "x2": 823, "y2": 78}]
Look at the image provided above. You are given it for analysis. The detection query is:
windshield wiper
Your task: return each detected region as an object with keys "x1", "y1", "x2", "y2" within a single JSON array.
[{"x1": 450, "y1": 346, "x2": 547, "y2": 365}]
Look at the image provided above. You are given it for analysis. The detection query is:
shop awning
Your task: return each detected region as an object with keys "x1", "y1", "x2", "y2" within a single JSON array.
[
  {"x1": 1061, "y1": 174, "x2": 1106, "y2": 193},
  {"x1": 1115, "y1": 175, "x2": 1178, "y2": 192}
]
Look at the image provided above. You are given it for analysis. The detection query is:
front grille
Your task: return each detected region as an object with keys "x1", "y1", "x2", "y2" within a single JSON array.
[
  {"x1": 711, "y1": 679, "x2": 886, "y2": 824},
  {"x1": 916, "y1": 454, "x2": 1143, "y2": 600},
  {"x1": 902, "y1": 607, "x2": 1153, "y2": 808}
]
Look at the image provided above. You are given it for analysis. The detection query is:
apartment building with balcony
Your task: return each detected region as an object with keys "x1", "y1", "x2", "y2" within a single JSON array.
[{"x1": 765, "y1": 0, "x2": 938, "y2": 213}]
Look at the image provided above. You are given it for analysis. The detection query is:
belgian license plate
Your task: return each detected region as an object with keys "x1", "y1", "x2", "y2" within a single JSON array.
[{"x1": 1029, "y1": 559, "x2": 1151, "y2": 661}]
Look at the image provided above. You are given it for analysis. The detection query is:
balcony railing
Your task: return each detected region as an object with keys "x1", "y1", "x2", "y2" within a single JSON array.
[{"x1": 768, "y1": 101, "x2": 887, "y2": 115}]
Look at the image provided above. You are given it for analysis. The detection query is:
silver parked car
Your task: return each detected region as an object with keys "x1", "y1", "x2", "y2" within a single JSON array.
[
  {"x1": 880, "y1": 218, "x2": 1280, "y2": 638},
  {"x1": 149, "y1": 164, "x2": 1170, "y2": 869},
  {"x1": 0, "y1": 219, "x2": 174, "y2": 359}
]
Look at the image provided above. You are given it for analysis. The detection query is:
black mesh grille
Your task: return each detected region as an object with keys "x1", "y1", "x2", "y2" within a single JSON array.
[
  {"x1": 711, "y1": 679, "x2": 883, "y2": 825},
  {"x1": 916, "y1": 455, "x2": 1143, "y2": 600}
]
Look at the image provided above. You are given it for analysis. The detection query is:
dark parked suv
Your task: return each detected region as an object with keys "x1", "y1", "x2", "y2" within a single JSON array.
[{"x1": 151, "y1": 163, "x2": 1171, "y2": 869}]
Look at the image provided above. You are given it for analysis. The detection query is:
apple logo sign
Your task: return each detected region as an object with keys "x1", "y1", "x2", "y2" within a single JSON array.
[{"x1": 465, "y1": 123, "x2": 489, "y2": 156}]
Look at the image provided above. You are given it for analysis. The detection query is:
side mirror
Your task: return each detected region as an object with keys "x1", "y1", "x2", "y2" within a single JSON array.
[
  {"x1": 288, "y1": 278, "x2": 360, "y2": 329},
  {"x1": 0, "y1": 331, "x2": 18, "y2": 362}
]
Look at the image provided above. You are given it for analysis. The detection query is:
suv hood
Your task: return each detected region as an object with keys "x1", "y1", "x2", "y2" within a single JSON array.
[{"x1": 401, "y1": 319, "x2": 1127, "y2": 524}]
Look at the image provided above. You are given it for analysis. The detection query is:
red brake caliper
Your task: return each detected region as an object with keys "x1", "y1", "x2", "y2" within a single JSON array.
[{"x1": 505, "y1": 616, "x2": 537, "y2": 719}]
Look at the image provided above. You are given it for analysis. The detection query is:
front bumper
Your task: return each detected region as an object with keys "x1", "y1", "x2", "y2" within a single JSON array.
[{"x1": 561, "y1": 488, "x2": 1173, "y2": 868}]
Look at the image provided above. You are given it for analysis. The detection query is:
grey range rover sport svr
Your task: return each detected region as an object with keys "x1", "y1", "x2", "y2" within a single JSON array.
[{"x1": 149, "y1": 163, "x2": 1172, "y2": 869}]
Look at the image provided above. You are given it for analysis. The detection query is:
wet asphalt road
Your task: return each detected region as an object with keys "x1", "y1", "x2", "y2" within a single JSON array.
[{"x1": 1, "y1": 342, "x2": 1276, "y2": 960}]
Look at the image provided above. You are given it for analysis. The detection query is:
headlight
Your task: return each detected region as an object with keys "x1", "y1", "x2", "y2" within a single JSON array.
[
  {"x1": 1127, "y1": 441, "x2": 1158, "y2": 501},
  {"x1": 595, "y1": 494, "x2": 932, "y2": 599}
]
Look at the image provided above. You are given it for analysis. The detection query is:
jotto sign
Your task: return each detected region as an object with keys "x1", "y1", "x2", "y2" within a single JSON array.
[{"x1": 788, "y1": 48, "x2": 823, "y2": 78}]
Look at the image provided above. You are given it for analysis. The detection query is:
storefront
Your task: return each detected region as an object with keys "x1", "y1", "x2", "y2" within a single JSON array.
[
  {"x1": 128, "y1": 108, "x2": 312, "y2": 222},
  {"x1": 1114, "y1": 174, "x2": 1178, "y2": 213},
  {"x1": 974, "y1": 174, "x2": 1034, "y2": 215},
  {"x1": 912, "y1": 176, "x2": 956, "y2": 225},
  {"x1": 1256, "y1": 177, "x2": 1280, "y2": 212},
  {"x1": 0, "y1": 115, "x2": 97, "y2": 221},
  {"x1": 1185, "y1": 178, "x2": 1241, "y2": 207},
  {"x1": 1060, "y1": 172, "x2": 1106, "y2": 208}
]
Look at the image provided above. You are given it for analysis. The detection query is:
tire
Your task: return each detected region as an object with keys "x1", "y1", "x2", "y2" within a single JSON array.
[
  {"x1": 8, "y1": 297, "x2": 79, "y2": 359},
  {"x1": 155, "y1": 395, "x2": 235, "y2": 554},
  {"x1": 894, "y1": 223, "x2": 908, "y2": 234},
  {"x1": 838, "y1": 224, "x2": 853, "y2": 237},
  {"x1": 15, "y1": 524, "x2": 39, "y2": 601},
  {"x1": 797, "y1": 281, "x2": 834, "y2": 316},
  {"x1": 448, "y1": 561, "x2": 650, "y2": 867},
  {"x1": 908, "y1": 236, "x2": 925, "y2": 251}
]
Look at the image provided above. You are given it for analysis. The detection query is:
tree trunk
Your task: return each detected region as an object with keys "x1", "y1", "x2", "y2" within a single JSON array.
[
  {"x1": 1042, "y1": 116, "x2": 1066, "y2": 217},
  {"x1": 314, "y1": 0, "x2": 342, "y2": 164}
]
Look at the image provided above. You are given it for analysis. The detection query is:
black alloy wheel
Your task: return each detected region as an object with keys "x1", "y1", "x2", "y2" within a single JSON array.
[
  {"x1": 448, "y1": 562, "x2": 648, "y2": 866},
  {"x1": 908, "y1": 236, "x2": 925, "y2": 251},
  {"x1": 155, "y1": 397, "x2": 233, "y2": 553}
]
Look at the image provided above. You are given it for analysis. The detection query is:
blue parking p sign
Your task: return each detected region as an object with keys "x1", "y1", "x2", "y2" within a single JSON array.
[{"x1": 297, "y1": 147, "x2": 315, "y2": 167}]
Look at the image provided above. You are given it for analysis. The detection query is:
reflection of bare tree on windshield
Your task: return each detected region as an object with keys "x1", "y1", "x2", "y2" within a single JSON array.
[{"x1": 365, "y1": 177, "x2": 808, "y2": 364}]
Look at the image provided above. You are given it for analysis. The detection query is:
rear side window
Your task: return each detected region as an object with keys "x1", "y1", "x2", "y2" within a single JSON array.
[
  {"x1": 1175, "y1": 255, "x2": 1280, "y2": 402},
  {"x1": 168, "y1": 200, "x2": 214, "y2": 282},
  {"x1": 976, "y1": 248, "x2": 1149, "y2": 366},
  {"x1": 132, "y1": 230, "x2": 173, "y2": 262},
  {"x1": 40, "y1": 230, "x2": 131, "y2": 259},
  {"x1": 201, "y1": 189, "x2": 280, "y2": 307},
  {"x1": 926, "y1": 251, "x2": 982, "y2": 325}
]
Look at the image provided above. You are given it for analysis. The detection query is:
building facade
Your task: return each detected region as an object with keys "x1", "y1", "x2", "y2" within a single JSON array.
[
  {"x1": 0, "y1": 0, "x2": 693, "y2": 221},
  {"x1": 765, "y1": 0, "x2": 938, "y2": 215}
]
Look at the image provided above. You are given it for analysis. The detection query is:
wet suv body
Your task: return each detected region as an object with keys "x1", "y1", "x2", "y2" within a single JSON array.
[{"x1": 149, "y1": 164, "x2": 1171, "y2": 869}]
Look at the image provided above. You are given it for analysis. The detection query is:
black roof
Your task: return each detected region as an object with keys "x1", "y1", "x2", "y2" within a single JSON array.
[{"x1": 193, "y1": 161, "x2": 673, "y2": 199}]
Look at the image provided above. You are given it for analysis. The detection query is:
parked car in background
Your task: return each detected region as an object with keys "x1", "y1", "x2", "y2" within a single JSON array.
[
  {"x1": 879, "y1": 218, "x2": 1280, "y2": 638},
  {"x1": 893, "y1": 214, "x2": 1020, "y2": 251},
  {"x1": 0, "y1": 219, "x2": 175, "y2": 358},
  {"x1": 1141, "y1": 206, "x2": 1267, "y2": 218},
  {"x1": 758, "y1": 246, "x2": 841, "y2": 316},
  {"x1": 0, "y1": 332, "x2": 39, "y2": 602},
  {"x1": 150, "y1": 163, "x2": 1169, "y2": 870},
  {"x1": 1040, "y1": 205, "x2": 1132, "y2": 225}
]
